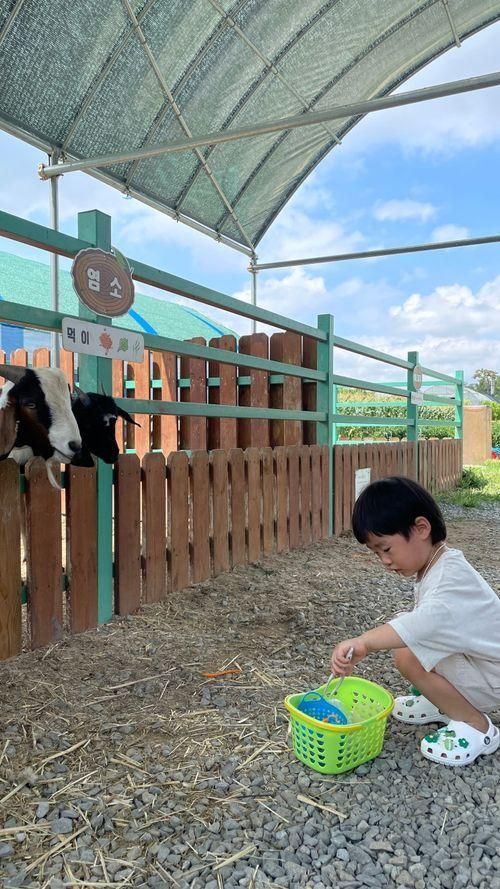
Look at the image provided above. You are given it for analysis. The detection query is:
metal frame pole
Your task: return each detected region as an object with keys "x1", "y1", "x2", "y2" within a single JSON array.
[
  {"x1": 317, "y1": 314, "x2": 335, "y2": 536},
  {"x1": 455, "y1": 369, "x2": 464, "y2": 475},
  {"x1": 253, "y1": 233, "x2": 500, "y2": 271},
  {"x1": 76, "y1": 210, "x2": 114, "y2": 625},
  {"x1": 39, "y1": 70, "x2": 500, "y2": 178},
  {"x1": 407, "y1": 351, "x2": 419, "y2": 481},
  {"x1": 249, "y1": 258, "x2": 258, "y2": 334},
  {"x1": 49, "y1": 149, "x2": 60, "y2": 367}
]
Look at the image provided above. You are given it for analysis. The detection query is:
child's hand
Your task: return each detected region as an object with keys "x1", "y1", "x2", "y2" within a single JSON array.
[{"x1": 330, "y1": 637, "x2": 368, "y2": 676}]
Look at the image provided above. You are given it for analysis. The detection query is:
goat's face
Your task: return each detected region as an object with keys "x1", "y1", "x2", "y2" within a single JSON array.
[
  {"x1": 0, "y1": 365, "x2": 82, "y2": 464},
  {"x1": 71, "y1": 390, "x2": 138, "y2": 465}
]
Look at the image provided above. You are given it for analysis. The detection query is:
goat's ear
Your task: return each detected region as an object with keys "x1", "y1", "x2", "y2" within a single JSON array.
[
  {"x1": 116, "y1": 406, "x2": 141, "y2": 427},
  {"x1": 0, "y1": 364, "x2": 26, "y2": 385},
  {"x1": 0, "y1": 395, "x2": 18, "y2": 457}
]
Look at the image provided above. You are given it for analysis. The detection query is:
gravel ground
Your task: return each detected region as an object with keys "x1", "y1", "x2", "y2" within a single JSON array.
[{"x1": 1, "y1": 501, "x2": 500, "y2": 888}]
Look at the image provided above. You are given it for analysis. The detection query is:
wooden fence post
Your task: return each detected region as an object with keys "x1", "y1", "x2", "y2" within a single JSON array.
[
  {"x1": 25, "y1": 459, "x2": 63, "y2": 648},
  {"x1": 0, "y1": 461, "x2": 21, "y2": 660},
  {"x1": 270, "y1": 332, "x2": 302, "y2": 447},
  {"x1": 180, "y1": 338, "x2": 207, "y2": 451},
  {"x1": 208, "y1": 335, "x2": 237, "y2": 450},
  {"x1": 66, "y1": 465, "x2": 98, "y2": 632},
  {"x1": 115, "y1": 455, "x2": 141, "y2": 615},
  {"x1": 143, "y1": 453, "x2": 167, "y2": 602},
  {"x1": 168, "y1": 451, "x2": 190, "y2": 592},
  {"x1": 152, "y1": 350, "x2": 177, "y2": 455},
  {"x1": 238, "y1": 333, "x2": 269, "y2": 449}
]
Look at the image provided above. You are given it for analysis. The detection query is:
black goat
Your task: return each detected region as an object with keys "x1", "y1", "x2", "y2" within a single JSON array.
[{"x1": 70, "y1": 388, "x2": 139, "y2": 467}]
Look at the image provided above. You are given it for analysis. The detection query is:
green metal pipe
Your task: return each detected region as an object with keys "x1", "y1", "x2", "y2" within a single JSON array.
[{"x1": 115, "y1": 397, "x2": 325, "y2": 421}]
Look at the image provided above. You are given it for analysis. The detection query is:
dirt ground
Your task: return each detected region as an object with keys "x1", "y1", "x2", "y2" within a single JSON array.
[{"x1": 1, "y1": 504, "x2": 500, "y2": 887}]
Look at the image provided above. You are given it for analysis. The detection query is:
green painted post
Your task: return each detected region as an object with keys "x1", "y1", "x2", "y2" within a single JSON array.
[
  {"x1": 454, "y1": 370, "x2": 464, "y2": 439},
  {"x1": 332, "y1": 380, "x2": 338, "y2": 445},
  {"x1": 407, "y1": 351, "x2": 419, "y2": 481},
  {"x1": 317, "y1": 315, "x2": 335, "y2": 535},
  {"x1": 76, "y1": 211, "x2": 114, "y2": 624}
]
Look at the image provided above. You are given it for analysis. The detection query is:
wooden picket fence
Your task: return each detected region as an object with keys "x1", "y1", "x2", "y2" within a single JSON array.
[
  {"x1": 0, "y1": 329, "x2": 317, "y2": 456},
  {"x1": 0, "y1": 444, "x2": 329, "y2": 661},
  {"x1": 333, "y1": 439, "x2": 463, "y2": 533}
]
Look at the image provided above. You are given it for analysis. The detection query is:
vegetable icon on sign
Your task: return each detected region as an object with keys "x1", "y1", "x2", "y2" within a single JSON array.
[{"x1": 99, "y1": 331, "x2": 113, "y2": 354}]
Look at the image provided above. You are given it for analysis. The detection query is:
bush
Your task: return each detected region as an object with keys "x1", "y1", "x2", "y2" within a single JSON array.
[
  {"x1": 458, "y1": 467, "x2": 487, "y2": 490},
  {"x1": 492, "y1": 420, "x2": 500, "y2": 448},
  {"x1": 419, "y1": 426, "x2": 455, "y2": 439}
]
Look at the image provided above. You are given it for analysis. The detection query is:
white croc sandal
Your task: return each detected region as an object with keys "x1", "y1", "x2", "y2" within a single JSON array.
[
  {"x1": 421, "y1": 717, "x2": 500, "y2": 766},
  {"x1": 393, "y1": 691, "x2": 449, "y2": 726}
]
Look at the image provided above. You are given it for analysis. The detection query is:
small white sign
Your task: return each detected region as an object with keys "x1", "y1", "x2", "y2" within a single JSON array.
[
  {"x1": 411, "y1": 391, "x2": 424, "y2": 406},
  {"x1": 62, "y1": 317, "x2": 144, "y2": 363},
  {"x1": 355, "y1": 467, "x2": 371, "y2": 500}
]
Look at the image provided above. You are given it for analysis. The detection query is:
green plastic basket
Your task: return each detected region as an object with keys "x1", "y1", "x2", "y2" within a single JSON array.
[{"x1": 285, "y1": 676, "x2": 394, "y2": 774}]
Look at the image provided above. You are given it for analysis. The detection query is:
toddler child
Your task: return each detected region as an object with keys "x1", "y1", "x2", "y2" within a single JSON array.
[{"x1": 330, "y1": 476, "x2": 500, "y2": 766}]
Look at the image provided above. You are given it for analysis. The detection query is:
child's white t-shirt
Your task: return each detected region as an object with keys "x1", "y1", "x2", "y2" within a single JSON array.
[{"x1": 389, "y1": 547, "x2": 500, "y2": 686}]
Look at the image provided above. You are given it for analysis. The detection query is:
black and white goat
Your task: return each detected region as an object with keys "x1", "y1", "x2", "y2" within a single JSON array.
[
  {"x1": 70, "y1": 387, "x2": 139, "y2": 467},
  {"x1": 0, "y1": 364, "x2": 82, "y2": 485}
]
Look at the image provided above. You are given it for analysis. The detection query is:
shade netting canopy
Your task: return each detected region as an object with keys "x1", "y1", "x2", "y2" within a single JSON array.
[{"x1": 1, "y1": 0, "x2": 500, "y2": 255}]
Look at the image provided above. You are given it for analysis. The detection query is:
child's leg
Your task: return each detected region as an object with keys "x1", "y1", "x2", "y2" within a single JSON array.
[{"x1": 393, "y1": 648, "x2": 488, "y2": 733}]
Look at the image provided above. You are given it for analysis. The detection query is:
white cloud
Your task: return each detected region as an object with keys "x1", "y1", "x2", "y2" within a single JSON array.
[
  {"x1": 431, "y1": 224, "x2": 470, "y2": 242},
  {"x1": 373, "y1": 199, "x2": 436, "y2": 223},
  {"x1": 258, "y1": 204, "x2": 365, "y2": 263},
  {"x1": 333, "y1": 332, "x2": 495, "y2": 383},
  {"x1": 228, "y1": 267, "x2": 331, "y2": 336},
  {"x1": 388, "y1": 277, "x2": 500, "y2": 339}
]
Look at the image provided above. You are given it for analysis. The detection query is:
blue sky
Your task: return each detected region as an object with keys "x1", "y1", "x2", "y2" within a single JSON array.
[{"x1": 1, "y1": 20, "x2": 500, "y2": 385}]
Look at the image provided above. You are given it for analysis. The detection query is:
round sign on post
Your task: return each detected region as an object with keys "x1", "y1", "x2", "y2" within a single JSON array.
[
  {"x1": 413, "y1": 364, "x2": 423, "y2": 390},
  {"x1": 71, "y1": 247, "x2": 134, "y2": 317}
]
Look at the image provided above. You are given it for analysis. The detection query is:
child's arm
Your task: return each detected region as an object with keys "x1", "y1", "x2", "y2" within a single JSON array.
[{"x1": 331, "y1": 624, "x2": 406, "y2": 675}]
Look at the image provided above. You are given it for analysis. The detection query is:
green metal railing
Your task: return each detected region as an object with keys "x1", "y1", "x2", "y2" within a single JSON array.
[{"x1": 0, "y1": 207, "x2": 464, "y2": 624}]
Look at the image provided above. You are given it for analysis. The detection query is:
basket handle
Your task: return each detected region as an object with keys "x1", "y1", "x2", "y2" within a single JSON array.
[{"x1": 325, "y1": 646, "x2": 354, "y2": 698}]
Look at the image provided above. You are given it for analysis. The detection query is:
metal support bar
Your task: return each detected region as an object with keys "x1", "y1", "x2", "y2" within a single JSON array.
[
  {"x1": 38, "y1": 70, "x2": 500, "y2": 178},
  {"x1": 316, "y1": 314, "x2": 335, "y2": 536},
  {"x1": 333, "y1": 375, "x2": 409, "y2": 398},
  {"x1": 0, "y1": 297, "x2": 327, "y2": 380},
  {"x1": 441, "y1": 0, "x2": 461, "y2": 47},
  {"x1": 253, "y1": 232, "x2": 500, "y2": 271},
  {"x1": 419, "y1": 365, "x2": 457, "y2": 385},
  {"x1": 334, "y1": 415, "x2": 415, "y2": 427},
  {"x1": 407, "y1": 351, "x2": 419, "y2": 480},
  {"x1": 76, "y1": 211, "x2": 113, "y2": 626},
  {"x1": 113, "y1": 398, "x2": 325, "y2": 421},
  {"x1": 0, "y1": 209, "x2": 323, "y2": 338},
  {"x1": 0, "y1": 0, "x2": 26, "y2": 49},
  {"x1": 455, "y1": 370, "x2": 464, "y2": 442},
  {"x1": 49, "y1": 149, "x2": 60, "y2": 367},
  {"x1": 249, "y1": 258, "x2": 258, "y2": 334},
  {"x1": 333, "y1": 339, "x2": 411, "y2": 370}
]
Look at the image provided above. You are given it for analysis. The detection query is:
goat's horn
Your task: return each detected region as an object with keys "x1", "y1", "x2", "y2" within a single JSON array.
[
  {"x1": 100, "y1": 382, "x2": 108, "y2": 397},
  {"x1": 73, "y1": 384, "x2": 91, "y2": 406},
  {"x1": 0, "y1": 363, "x2": 26, "y2": 384}
]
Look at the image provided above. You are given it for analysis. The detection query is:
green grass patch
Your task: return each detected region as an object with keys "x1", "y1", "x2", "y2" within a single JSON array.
[{"x1": 438, "y1": 461, "x2": 500, "y2": 508}]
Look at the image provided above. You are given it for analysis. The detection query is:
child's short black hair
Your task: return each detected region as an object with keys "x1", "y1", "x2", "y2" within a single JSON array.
[{"x1": 352, "y1": 476, "x2": 447, "y2": 544}]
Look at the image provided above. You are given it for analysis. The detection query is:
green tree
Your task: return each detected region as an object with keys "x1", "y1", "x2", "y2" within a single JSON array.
[{"x1": 471, "y1": 368, "x2": 499, "y2": 396}]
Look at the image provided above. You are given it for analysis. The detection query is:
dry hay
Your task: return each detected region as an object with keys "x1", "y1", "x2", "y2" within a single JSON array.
[{"x1": 1, "y1": 507, "x2": 499, "y2": 887}]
